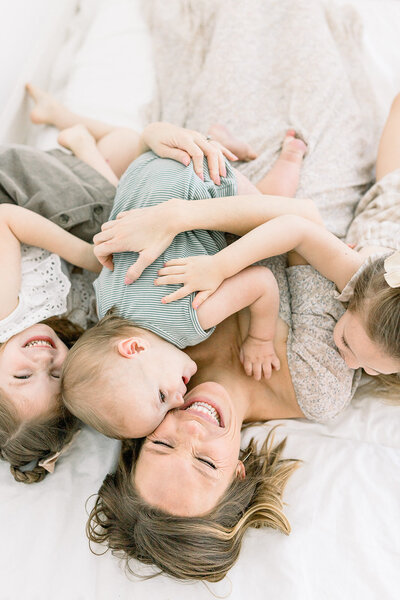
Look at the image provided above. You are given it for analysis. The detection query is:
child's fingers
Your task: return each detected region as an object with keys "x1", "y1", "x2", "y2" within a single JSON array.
[
  {"x1": 262, "y1": 362, "x2": 272, "y2": 380},
  {"x1": 252, "y1": 362, "x2": 262, "y2": 381},
  {"x1": 192, "y1": 290, "x2": 212, "y2": 309},
  {"x1": 157, "y1": 265, "x2": 186, "y2": 276},
  {"x1": 243, "y1": 359, "x2": 253, "y2": 378},
  {"x1": 155, "y1": 274, "x2": 186, "y2": 286},
  {"x1": 271, "y1": 356, "x2": 281, "y2": 371},
  {"x1": 161, "y1": 286, "x2": 191, "y2": 303},
  {"x1": 164, "y1": 258, "x2": 190, "y2": 267}
]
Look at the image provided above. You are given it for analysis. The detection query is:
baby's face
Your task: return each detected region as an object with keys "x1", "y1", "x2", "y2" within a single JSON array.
[
  {"x1": 101, "y1": 337, "x2": 198, "y2": 438},
  {"x1": 0, "y1": 324, "x2": 68, "y2": 418},
  {"x1": 333, "y1": 310, "x2": 400, "y2": 376}
]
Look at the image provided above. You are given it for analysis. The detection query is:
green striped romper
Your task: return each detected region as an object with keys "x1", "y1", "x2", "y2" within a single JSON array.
[{"x1": 94, "y1": 151, "x2": 237, "y2": 348}]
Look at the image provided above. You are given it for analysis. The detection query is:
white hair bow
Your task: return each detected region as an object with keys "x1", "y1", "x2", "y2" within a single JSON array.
[
  {"x1": 38, "y1": 430, "x2": 81, "y2": 474},
  {"x1": 384, "y1": 251, "x2": 400, "y2": 288}
]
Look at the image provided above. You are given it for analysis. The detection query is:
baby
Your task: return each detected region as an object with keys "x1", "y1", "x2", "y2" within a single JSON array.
[{"x1": 61, "y1": 133, "x2": 307, "y2": 439}]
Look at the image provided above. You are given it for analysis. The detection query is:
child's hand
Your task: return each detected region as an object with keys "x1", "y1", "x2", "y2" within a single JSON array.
[
  {"x1": 141, "y1": 122, "x2": 238, "y2": 185},
  {"x1": 155, "y1": 255, "x2": 225, "y2": 308},
  {"x1": 239, "y1": 335, "x2": 280, "y2": 381}
]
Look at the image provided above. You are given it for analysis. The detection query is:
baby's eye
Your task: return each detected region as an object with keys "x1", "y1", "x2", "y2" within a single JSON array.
[
  {"x1": 159, "y1": 391, "x2": 166, "y2": 403},
  {"x1": 13, "y1": 375, "x2": 31, "y2": 380}
]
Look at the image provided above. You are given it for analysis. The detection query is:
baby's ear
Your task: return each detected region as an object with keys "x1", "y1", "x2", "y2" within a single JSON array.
[{"x1": 117, "y1": 337, "x2": 149, "y2": 358}]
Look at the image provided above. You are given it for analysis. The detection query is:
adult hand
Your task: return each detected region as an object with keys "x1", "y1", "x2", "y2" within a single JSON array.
[
  {"x1": 142, "y1": 122, "x2": 238, "y2": 185},
  {"x1": 155, "y1": 254, "x2": 225, "y2": 308},
  {"x1": 93, "y1": 199, "x2": 184, "y2": 283}
]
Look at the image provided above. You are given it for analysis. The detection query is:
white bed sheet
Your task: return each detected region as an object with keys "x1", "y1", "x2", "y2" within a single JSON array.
[{"x1": 1, "y1": 1, "x2": 400, "y2": 599}]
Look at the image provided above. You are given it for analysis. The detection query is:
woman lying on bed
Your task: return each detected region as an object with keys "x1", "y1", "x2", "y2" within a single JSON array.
[
  {"x1": 87, "y1": 97, "x2": 400, "y2": 580},
  {"x1": 0, "y1": 87, "x2": 249, "y2": 483}
]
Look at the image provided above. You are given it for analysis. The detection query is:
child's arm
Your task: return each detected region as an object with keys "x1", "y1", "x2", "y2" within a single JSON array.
[
  {"x1": 0, "y1": 205, "x2": 101, "y2": 274},
  {"x1": 195, "y1": 266, "x2": 280, "y2": 380},
  {"x1": 157, "y1": 215, "x2": 363, "y2": 305},
  {"x1": 94, "y1": 195, "x2": 323, "y2": 281}
]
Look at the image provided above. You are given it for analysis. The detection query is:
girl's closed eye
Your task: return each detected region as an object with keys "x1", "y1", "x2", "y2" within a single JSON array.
[
  {"x1": 14, "y1": 374, "x2": 31, "y2": 380},
  {"x1": 159, "y1": 391, "x2": 166, "y2": 403}
]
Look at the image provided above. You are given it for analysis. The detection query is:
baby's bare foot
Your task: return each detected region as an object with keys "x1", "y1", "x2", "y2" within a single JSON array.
[
  {"x1": 208, "y1": 123, "x2": 258, "y2": 162},
  {"x1": 280, "y1": 130, "x2": 307, "y2": 164},
  {"x1": 25, "y1": 83, "x2": 62, "y2": 125},
  {"x1": 57, "y1": 125, "x2": 96, "y2": 153}
]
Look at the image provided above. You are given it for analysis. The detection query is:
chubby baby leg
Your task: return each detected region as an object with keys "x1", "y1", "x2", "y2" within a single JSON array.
[{"x1": 257, "y1": 131, "x2": 307, "y2": 197}]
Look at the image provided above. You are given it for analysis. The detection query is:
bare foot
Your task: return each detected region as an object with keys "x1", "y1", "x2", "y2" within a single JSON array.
[
  {"x1": 57, "y1": 125, "x2": 96, "y2": 153},
  {"x1": 280, "y1": 130, "x2": 307, "y2": 164},
  {"x1": 208, "y1": 123, "x2": 258, "y2": 162},
  {"x1": 25, "y1": 83, "x2": 62, "y2": 125}
]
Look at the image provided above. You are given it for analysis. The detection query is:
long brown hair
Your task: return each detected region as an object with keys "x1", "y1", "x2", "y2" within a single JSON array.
[
  {"x1": 0, "y1": 317, "x2": 82, "y2": 483},
  {"x1": 348, "y1": 256, "x2": 400, "y2": 392},
  {"x1": 87, "y1": 429, "x2": 299, "y2": 581}
]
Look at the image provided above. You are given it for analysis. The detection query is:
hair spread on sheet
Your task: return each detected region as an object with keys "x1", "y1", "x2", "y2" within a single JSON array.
[{"x1": 87, "y1": 429, "x2": 299, "y2": 582}]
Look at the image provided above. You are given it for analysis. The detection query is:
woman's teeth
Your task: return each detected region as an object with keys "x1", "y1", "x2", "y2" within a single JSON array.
[{"x1": 185, "y1": 401, "x2": 220, "y2": 425}]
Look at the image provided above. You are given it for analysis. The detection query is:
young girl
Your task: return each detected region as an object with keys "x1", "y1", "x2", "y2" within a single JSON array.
[{"x1": 0, "y1": 204, "x2": 100, "y2": 483}]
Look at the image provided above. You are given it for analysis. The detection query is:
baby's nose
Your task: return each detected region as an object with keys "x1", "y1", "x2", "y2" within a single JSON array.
[{"x1": 170, "y1": 392, "x2": 184, "y2": 408}]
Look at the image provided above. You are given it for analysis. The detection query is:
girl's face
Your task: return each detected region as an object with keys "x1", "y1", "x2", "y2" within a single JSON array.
[
  {"x1": 333, "y1": 310, "x2": 400, "y2": 376},
  {"x1": 0, "y1": 324, "x2": 68, "y2": 418},
  {"x1": 134, "y1": 381, "x2": 245, "y2": 516}
]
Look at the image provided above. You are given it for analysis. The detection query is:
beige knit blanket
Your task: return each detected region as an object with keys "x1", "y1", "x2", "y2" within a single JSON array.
[{"x1": 142, "y1": 0, "x2": 387, "y2": 240}]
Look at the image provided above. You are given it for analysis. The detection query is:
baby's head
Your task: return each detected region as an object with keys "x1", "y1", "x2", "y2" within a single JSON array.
[
  {"x1": 61, "y1": 313, "x2": 197, "y2": 439},
  {"x1": 0, "y1": 318, "x2": 81, "y2": 482},
  {"x1": 333, "y1": 254, "x2": 400, "y2": 379}
]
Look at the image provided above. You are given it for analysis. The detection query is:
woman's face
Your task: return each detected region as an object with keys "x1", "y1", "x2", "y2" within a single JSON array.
[
  {"x1": 0, "y1": 324, "x2": 68, "y2": 418},
  {"x1": 333, "y1": 310, "x2": 400, "y2": 376},
  {"x1": 134, "y1": 381, "x2": 245, "y2": 516}
]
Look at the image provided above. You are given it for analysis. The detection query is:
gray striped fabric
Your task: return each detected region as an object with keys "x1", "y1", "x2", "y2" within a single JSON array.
[{"x1": 94, "y1": 151, "x2": 237, "y2": 348}]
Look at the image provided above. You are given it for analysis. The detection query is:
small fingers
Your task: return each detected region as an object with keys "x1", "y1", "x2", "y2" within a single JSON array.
[
  {"x1": 157, "y1": 265, "x2": 186, "y2": 276},
  {"x1": 271, "y1": 356, "x2": 281, "y2": 371},
  {"x1": 161, "y1": 286, "x2": 191, "y2": 304},
  {"x1": 164, "y1": 258, "x2": 190, "y2": 267},
  {"x1": 155, "y1": 274, "x2": 186, "y2": 286},
  {"x1": 262, "y1": 362, "x2": 272, "y2": 380},
  {"x1": 192, "y1": 290, "x2": 211, "y2": 310},
  {"x1": 252, "y1": 362, "x2": 262, "y2": 381},
  {"x1": 243, "y1": 359, "x2": 253, "y2": 378}
]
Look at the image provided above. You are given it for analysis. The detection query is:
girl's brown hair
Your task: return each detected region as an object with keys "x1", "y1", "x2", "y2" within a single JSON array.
[
  {"x1": 87, "y1": 429, "x2": 299, "y2": 582},
  {"x1": 0, "y1": 317, "x2": 82, "y2": 483},
  {"x1": 347, "y1": 255, "x2": 400, "y2": 391}
]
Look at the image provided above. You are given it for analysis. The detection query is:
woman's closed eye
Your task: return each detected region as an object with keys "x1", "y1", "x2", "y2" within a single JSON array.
[
  {"x1": 152, "y1": 440, "x2": 174, "y2": 448},
  {"x1": 196, "y1": 457, "x2": 216, "y2": 470},
  {"x1": 159, "y1": 391, "x2": 166, "y2": 403},
  {"x1": 14, "y1": 374, "x2": 31, "y2": 380}
]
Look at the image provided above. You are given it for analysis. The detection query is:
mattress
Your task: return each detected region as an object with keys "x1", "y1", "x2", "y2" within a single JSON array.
[{"x1": 0, "y1": 1, "x2": 400, "y2": 599}]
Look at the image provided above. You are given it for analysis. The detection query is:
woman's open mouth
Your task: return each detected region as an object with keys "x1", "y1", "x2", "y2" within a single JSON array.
[
  {"x1": 23, "y1": 336, "x2": 56, "y2": 349},
  {"x1": 181, "y1": 398, "x2": 224, "y2": 427}
]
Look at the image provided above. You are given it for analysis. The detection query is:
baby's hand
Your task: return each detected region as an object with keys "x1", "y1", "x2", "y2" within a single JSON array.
[
  {"x1": 239, "y1": 335, "x2": 280, "y2": 381},
  {"x1": 155, "y1": 255, "x2": 224, "y2": 308}
]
